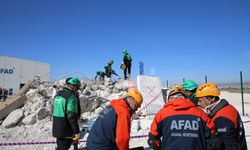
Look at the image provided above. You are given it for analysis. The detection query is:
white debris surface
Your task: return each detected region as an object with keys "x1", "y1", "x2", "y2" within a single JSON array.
[{"x1": 0, "y1": 78, "x2": 250, "y2": 149}]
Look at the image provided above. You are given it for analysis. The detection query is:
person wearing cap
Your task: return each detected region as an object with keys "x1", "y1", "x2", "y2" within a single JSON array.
[
  {"x1": 52, "y1": 77, "x2": 81, "y2": 150},
  {"x1": 196, "y1": 83, "x2": 247, "y2": 150},
  {"x1": 148, "y1": 87, "x2": 214, "y2": 150},
  {"x1": 86, "y1": 89, "x2": 143, "y2": 150},
  {"x1": 122, "y1": 50, "x2": 132, "y2": 79},
  {"x1": 182, "y1": 80, "x2": 199, "y2": 105}
]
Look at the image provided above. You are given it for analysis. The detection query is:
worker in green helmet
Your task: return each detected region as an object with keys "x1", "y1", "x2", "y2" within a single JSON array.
[
  {"x1": 122, "y1": 50, "x2": 132, "y2": 79},
  {"x1": 104, "y1": 60, "x2": 119, "y2": 78},
  {"x1": 52, "y1": 77, "x2": 81, "y2": 150},
  {"x1": 182, "y1": 80, "x2": 199, "y2": 105},
  {"x1": 104, "y1": 60, "x2": 114, "y2": 78},
  {"x1": 95, "y1": 71, "x2": 105, "y2": 82}
]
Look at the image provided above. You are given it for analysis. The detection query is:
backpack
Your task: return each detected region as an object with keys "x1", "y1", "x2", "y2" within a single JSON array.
[{"x1": 125, "y1": 54, "x2": 132, "y2": 62}]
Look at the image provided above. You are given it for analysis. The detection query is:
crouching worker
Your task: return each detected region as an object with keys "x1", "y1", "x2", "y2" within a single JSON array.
[
  {"x1": 86, "y1": 89, "x2": 143, "y2": 150},
  {"x1": 52, "y1": 77, "x2": 81, "y2": 150},
  {"x1": 148, "y1": 87, "x2": 214, "y2": 150},
  {"x1": 95, "y1": 71, "x2": 105, "y2": 82}
]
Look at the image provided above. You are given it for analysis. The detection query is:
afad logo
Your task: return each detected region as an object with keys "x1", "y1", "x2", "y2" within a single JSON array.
[{"x1": 0, "y1": 68, "x2": 14, "y2": 74}]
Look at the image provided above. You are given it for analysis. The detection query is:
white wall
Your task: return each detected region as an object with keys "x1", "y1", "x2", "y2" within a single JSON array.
[
  {"x1": 0, "y1": 56, "x2": 50, "y2": 94},
  {"x1": 136, "y1": 75, "x2": 165, "y2": 115}
]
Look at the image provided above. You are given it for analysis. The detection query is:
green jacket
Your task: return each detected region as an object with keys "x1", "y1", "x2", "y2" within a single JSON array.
[{"x1": 52, "y1": 88, "x2": 80, "y2": 138}]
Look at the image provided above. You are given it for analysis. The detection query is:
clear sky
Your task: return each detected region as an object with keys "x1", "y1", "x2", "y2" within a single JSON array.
[{"x1": 0, "y1": 0, "x2": 250, "y2": 84}]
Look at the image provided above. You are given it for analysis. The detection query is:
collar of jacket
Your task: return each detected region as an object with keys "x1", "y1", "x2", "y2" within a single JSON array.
[
  {"x1": 208, "y1": 99, "x2": 228, "y2": 118},
  {"x1": 110, "y1": 98, "x2": 134, "y2": 114},
  {"x1": 63, "y1": 87, "x2": 75, "y2": 95},
  {"x1": 164, "y1": 98, "x2": 196, "y2": 110}
]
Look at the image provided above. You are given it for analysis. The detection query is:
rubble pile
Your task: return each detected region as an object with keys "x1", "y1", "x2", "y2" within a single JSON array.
[{"x1": 0, "y1": 78, "x2": 145, "y2": 149}]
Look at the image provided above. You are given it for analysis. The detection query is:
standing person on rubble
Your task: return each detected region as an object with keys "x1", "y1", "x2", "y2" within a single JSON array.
[
  {"x1": 52, "y1": 77, "x2": 81, "y2": 150},
  {"x1": 86, "y1": 89, "x2": 143, "y2": 150},
  {"x1": 148, "y1": 87, "x2": 214, "y2": 150},
  {"x1": 182, "y1": 80, "x2": 199, "y2": 105},
  {"x1": 196, "y1": 83, "x2": 247, "y2": 150},
  {"x1": 122, "y1": 50, "x2": 132, "y2": 79}
]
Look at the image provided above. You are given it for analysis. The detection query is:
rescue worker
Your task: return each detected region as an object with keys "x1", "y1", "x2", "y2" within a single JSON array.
[
  {"x1": 148, "y1": 87, "x2": 214, "y2": 150},
  {"x1": 104, "y1": 60, "x2": 114, "y2": 78},
  {"x1": 0, "y1": 87, "x2": 2, "y2": 100},
  {"x1": 86, "y1": 89, "x2": 143, "y2": 150},
  {"x1": 161, "y1": 87, "x2": 168, "y2": 103},
  {"x1": 52, "y1": 77, "x2": 81, "y2": 150},
  {"x1": 182, "y1": 80, "x2": 199, "y2": 105},
  {"x1": 2, "y1": 88, "x2": 8, "y2": 101},
  {"x1": 196, "y1": 83, "x2": 247, "y2": 150},
  {"x1": 122, "y1": 50, "x2": 132, "y2": 79},
  {"x1": 95, "y1": 71, "x2": 105, "y2": 82}
]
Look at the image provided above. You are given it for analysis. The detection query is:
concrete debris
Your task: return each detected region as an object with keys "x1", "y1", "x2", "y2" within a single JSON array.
[
  {"x1": 0, "y1": 78, "x2": 143, "y2": 149},
  {"x1": 22, "y1": 114, "x2": 37, "y2": 125},
  {"x1": 2, "y1": 109, "x2": 24, "y2": 128},
  {"x1": 37, "y1": 107, "x2": 49, "y2": 120},
  {"x1": 1, "y1": 78, "x2": 130, "y2": 129}
]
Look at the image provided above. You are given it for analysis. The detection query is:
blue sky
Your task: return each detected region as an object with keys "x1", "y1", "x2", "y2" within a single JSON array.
[{"x1": 0, "y1": 0, "x2": 250, "y2": 84}]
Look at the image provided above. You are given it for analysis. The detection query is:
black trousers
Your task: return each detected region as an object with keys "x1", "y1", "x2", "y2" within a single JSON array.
[
  {"x1": 124, "y1": 62, "x2": 131, "y2": 79},
  {"x1": 56, "y1": 138, "x2": 72, "y2": 150}
]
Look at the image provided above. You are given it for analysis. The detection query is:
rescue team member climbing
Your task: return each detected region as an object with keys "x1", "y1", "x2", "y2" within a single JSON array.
[
  {"x1": 86, "y1": 89, "x2": 143, "y2": 150},
  {"x1": 182, "y1": 80, "x2": 199, "y2": 105},
  {"x1": 52, "y1": 77, "x2": 81, "y2": 150},
  {"x1": 148, "y1": 87, "x2": 214, "y2": 150},
  {"x1": 196, "y1": 83, "x2": 247, "y2": 150}
]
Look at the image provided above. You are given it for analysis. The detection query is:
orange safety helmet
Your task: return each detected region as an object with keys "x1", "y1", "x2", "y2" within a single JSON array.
[
  {"x1": 196, "y1": 83, "x2": 220, "y2": 98},
  {"x1": 127, "y1": 89, "x2": 143, "y2": 106}
]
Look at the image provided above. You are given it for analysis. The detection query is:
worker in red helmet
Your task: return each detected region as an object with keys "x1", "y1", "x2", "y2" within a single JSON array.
[
  {"x1": 86, "y1": 89, "x2": 143, "y2": 150},
  {"x1": 196, "y1": 83, "x2": 247, "y2": 150},
  {"x1": 148, "y1": 87, "x2": 214, "y2": 150}
]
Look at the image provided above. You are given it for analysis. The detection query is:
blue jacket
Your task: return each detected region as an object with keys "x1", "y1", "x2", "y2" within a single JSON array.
[{"x1": 86, "y1": 98, "x2": 132, "y2": 150}]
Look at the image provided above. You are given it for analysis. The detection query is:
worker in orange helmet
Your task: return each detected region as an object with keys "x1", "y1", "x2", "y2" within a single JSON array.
[
  {"x1": 196, "y1": 83, "x2": 247, "y2": 150},
  {"x1": 86, "y1": 89, "x2": 143, "y2": 150}
]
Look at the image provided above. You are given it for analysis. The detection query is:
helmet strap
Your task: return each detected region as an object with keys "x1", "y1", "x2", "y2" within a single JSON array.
[{"x1": 204, "y1": 97, "x2": 211, "y2": 105}]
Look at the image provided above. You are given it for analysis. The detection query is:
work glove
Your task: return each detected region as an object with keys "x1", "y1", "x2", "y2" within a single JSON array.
[
  {"x1": 72, "y1": 134, "x2": 79, "y2": 143},
  {"x1": 148, "y1": 133, "x2": 161, "y2": 150}
]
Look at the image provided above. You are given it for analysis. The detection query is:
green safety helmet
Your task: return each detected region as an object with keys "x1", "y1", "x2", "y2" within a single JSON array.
[
  {"x1": 182, "y1": 80, "x2": 198, "y2": 91},
  {"x1": 66, "y1": 77, "x2": 81, "y2": 88},
  {"x1": 123, "y1": 50, "x2": 128, "y2": 54},
  {"x1": 108, "y1": 60, "x2": 114, "y2": 65}
]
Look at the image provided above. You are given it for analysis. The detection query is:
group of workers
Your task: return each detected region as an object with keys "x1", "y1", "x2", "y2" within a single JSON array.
[
  {"x1": 148, "y1": 80, "x2": 247, "y2": 150},
  {"x1": 0, "y1": 87, "x2": 8, "y2": 101},
  {"x1": 52, "y1": 77, "x2": 248, "y2": 150},
  {"x1": 95, "y1": 50, "x2": 133, "y2": 81}
]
